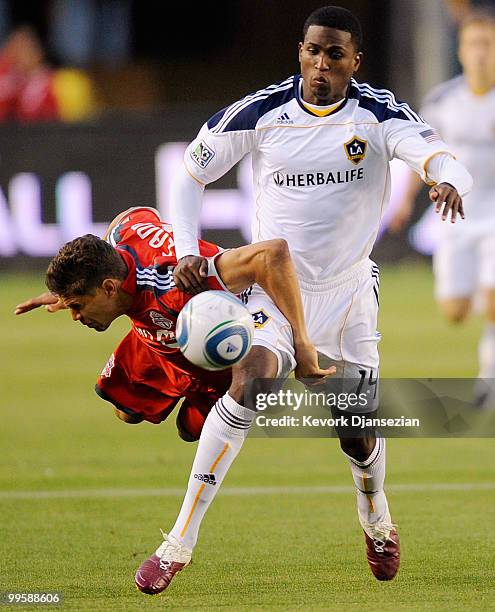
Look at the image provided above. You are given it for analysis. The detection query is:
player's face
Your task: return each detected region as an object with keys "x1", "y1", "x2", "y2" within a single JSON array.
[
  {"x1": 63, "y1": 281, "x2": 122, "y2": 332},
  {"x1": 298, "y1": 25, "x2": 362, "y2": 105},
  {"x1": 459, "y1": 22, "x2": 495, "y2": 76}
]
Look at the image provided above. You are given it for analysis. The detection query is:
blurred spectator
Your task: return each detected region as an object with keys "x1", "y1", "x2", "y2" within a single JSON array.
[
  {"x1": 0, "y1": 25, "x2": 59, "y2": 122},
  {"x1": 446, "y1": 0, "x2": 495, "y2": 24},
  {"x1": 52, "y1": 68, "x2": 96, "y2": 121},
  {"x1": 49, "y1": 0, "x2": 132, "y2": 68},
  {"x1": 0, "y1": 25, "x2": 96, "y2": 123}
]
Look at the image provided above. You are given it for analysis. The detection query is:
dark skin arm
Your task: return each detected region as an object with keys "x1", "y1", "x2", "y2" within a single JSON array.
[
  {"x1": 173, "y1": 255, "x2": 209, "y2": 294},
  {"x1": 213, "y1": 240, "x2": 335, "y2": 380}
]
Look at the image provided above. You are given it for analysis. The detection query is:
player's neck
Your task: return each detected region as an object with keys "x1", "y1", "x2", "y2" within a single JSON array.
[
  {"x1": 465, "y1": 72, "x2": 495, "y2": 95},
  {"x1": 117, "y1": 289, "x2": 134, "y2": 314},
  {"x1": 301, "y1": 81, "x2": 347, "y2": 106}
]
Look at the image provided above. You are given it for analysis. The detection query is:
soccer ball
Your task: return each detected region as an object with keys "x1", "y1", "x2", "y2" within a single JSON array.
[{"x1": 176, "y1": 290, "x2": 255, "y2": 371}]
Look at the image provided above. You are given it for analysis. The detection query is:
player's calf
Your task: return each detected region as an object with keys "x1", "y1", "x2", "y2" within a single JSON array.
[{"x1": 175, "y1": 401, "x2": 207, "y2": 442}]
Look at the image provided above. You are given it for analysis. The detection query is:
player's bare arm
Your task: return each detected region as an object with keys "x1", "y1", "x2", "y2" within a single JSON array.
[
  {"x1": 214, "y1": 240, "x2": 335, "y2": 380},
  {"x1": 430, "y1": 182, "x2": 464, "y2": 222}
]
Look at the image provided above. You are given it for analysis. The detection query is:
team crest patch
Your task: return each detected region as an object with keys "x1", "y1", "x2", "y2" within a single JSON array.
[
  {"x1": 190, "y1": 140, "x2": 215, "y2": 168},
  {"x1": 149, "y1": 310, "x2": 173, "y2": 329},
  {"x1": 251, "y1": 309, "x2": 271, "y2": 329},
  {"x1": 100, "y1": 354, "x2": 115, "y2": 378},
  {"x1": 344, "y1": 136, "x2": 368, "y2": 165}
]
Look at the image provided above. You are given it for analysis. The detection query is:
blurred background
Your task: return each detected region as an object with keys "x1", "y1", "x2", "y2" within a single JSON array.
[
  {"x1": 2, "y1": 4, "x2": 494, "y2": 607},
  {"x1": 0, "y1": 0, "x2": 489, "y2": 270}
]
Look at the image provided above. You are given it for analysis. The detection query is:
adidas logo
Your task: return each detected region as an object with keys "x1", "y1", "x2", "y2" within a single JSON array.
[
  {"x1": 276, "y1": 112, "x2": 293, "y2": 125},
  {"x1": 194, "y1": 473, "x2": 216, "y2": 485},
  {"x1": 225, "y1": 342, "x2": 237, "y2": 353}
]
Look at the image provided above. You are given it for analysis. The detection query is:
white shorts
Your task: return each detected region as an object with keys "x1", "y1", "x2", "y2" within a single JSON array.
[
  {"x1": 242, "y1": 258, "x2": 381, "y2": 378},
  {"x1": 433, "y1": 225, "x2": 495, "y2": 300}
]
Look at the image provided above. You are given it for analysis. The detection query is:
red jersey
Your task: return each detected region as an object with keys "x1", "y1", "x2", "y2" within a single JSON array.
[{"x1": 107, "y1": 207, "x2": 228, "y2": 377}]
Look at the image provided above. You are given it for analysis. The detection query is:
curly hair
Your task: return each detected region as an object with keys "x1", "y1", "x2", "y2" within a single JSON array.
[
  {"x1": 303, "y1": 6, "x2": 363, "y2": 50},
  {"x1": 46, "y1": 234, "x2": 127, "y2": 297}
]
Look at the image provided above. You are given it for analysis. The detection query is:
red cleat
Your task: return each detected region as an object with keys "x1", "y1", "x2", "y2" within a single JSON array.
[
  {"x1": 363, "y1": 525, "x2": 400, "y2": 581},
  {"x1": 135, "y1": 532, "x2": 192, "y2": 595}
]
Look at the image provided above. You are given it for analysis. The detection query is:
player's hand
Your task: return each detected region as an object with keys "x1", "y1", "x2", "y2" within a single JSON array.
[
  {"x1": 173, "y1": 255, "x2": 209, "y2": 294},
  {"x1": 429, "y1": 182, "x2": 465, "y2": 223},
  {"x1": 388, "y1": 198, "x2": 414, "y2": 233},
  {"x1": 294, "y1": 340, "x2": 336, "y2": 383},
  {"x1": 14, "y1": 292, "x2": 66, "y2": 315}
]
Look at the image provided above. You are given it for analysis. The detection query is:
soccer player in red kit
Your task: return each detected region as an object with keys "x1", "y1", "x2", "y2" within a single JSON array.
[{"x1": 16, "y1": 206, "x2": 333, "y2": 440}]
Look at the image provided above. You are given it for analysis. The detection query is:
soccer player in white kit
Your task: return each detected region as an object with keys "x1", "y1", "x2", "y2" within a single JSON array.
[
  {"x1": 135, "y1": 6, "x2": 473, "y2": 593},
  {"x1": 391, "y1": 12, "x2": 495, "y2": 405}
]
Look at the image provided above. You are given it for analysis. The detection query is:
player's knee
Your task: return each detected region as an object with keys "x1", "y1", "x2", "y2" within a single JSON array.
[
  {"x1": 440, "y1": 299, "x2": 470, "y2": 324},
  {"x1": 484, "y1": 291, "x2": 495, "y2": 322},
  {"x1": 229, "y1": 346, "x2": 278, "y2": 403},
  {"x1": 114, "y1": 407, "x2": 144, "y2": 424},
  {"x1": 340, "y1": 435, "x2": 376, "y2": 462}
]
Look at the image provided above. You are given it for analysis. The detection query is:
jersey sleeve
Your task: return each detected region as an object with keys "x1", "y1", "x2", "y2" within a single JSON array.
[
  {"x1": 183, "y1": 112, "x2": 256, "y2": 185},
  {"x1": 383, "y1": 117, "x2": 453, "y2": 182}
]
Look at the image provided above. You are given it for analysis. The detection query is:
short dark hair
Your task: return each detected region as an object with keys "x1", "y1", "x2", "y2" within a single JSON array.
[
  {"x1": 46, "y1": 234, "x2": 126, "y2": 297},
  {"x1": 460, "y1": 9, "x2": 495, "y2": 33},
  {"x1": 303, "y1": 5, "x2": 363, "y2": 50}
]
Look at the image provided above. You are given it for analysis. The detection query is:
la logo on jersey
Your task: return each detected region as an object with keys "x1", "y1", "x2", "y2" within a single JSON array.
[
  {"x1": 251, "y1": 309, "x2": 270, "y2": 329},
  {"x1": 191, "y1": 140, "x2": 215, "y2": 168},
  {"x1": 344, "y1": 136, "x2": 368, "y2": 165}
]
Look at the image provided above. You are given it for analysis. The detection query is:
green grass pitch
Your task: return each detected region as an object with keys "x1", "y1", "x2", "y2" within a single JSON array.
[{"x1": 1, "y1": 265, "x2": 494, "y2": 610}]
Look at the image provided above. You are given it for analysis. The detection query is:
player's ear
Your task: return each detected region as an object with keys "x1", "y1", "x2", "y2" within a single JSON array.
[
  {"x1": 101, "y1": 278, "x2": 119, "y2": 297},
  {"x1": 298, "y1": 41, "x2": 304, "y2": 61},
  {"x1": 353, "y1": 51, "x2": 363, "y2": 73}
]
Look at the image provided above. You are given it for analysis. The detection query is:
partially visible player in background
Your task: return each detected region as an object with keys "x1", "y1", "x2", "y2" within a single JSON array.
[
  {"x1": 391, "y1": 12, "x2": 495, "y2": 406},
  {"x1": 16, "y1": 207, "x2": 332, "y2": 436}
]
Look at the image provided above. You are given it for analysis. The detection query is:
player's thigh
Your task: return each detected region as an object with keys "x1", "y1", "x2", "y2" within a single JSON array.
[
  {"x1": 241, "y1": 284, "x2": 296, "y2": 378},
  {"x1": 306, "y1": 261, "x2": 380, "y2": 370},
  {"x1": 433, "y1": 237, "x2": 476, "y2": 318},
  {"x1": 95, "y1": 332, "x2": 182, "y2": 424}
]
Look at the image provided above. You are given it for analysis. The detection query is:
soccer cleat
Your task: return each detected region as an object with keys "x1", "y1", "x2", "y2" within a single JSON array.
[
  {"x1": 362, "y1": 521, "x2": 400, "y2": 581},
  {"x1": 135, "y1": 531, "x2": 192, "y2": 595}
]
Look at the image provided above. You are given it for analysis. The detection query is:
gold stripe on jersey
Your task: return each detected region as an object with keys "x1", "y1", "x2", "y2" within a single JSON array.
[
  {"x1": 184, "y1": 162, "x2": 205, "y2": 186},
  {"x1": 422, "y1": 151, "x2": 454, "y2": 186}
]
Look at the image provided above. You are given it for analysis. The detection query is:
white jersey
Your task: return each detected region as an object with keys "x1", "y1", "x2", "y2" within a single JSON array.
[
  {"x1": 421, "y1": 76, "x2": 495, "y2": 224},
  {"x1": 184, "y1": 75, "x2": 456, "y2": 280}
]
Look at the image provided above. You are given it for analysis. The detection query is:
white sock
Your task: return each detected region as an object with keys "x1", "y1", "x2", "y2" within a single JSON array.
[
  {"x1": 168, "y1": 393, "x2": 254, "y2": 551},
  {"x1": 478, "y1": 322, "x2": 495, "y2": 378},
  {"x1": 344, "y1": 437, "x2": 389, "y2": 528}
]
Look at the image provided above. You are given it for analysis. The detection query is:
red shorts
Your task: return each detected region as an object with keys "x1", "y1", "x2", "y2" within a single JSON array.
[{"x1": 95, "y1": 331, "x2": 231, "y2": 434}]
